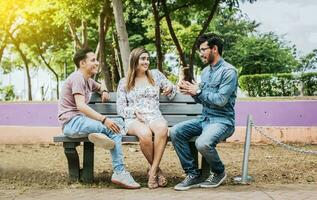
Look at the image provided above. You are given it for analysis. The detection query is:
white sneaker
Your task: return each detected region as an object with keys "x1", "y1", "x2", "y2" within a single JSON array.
[
  {"x1": 88, "y1": 133, "x2": 115, "y2": 150},
  {"x1": 111, "y1": 170, "x2": 141, "y2": 189}
]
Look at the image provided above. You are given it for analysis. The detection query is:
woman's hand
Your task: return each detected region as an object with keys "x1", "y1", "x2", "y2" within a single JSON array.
[
  {"x1": 162, "y1": 85, "x2": 173, "y2": 96},
  {"x1": 135, "y1": 109, "x2": 145, "y2": 122}
]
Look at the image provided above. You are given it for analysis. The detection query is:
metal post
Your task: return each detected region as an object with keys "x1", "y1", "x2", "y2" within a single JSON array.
[{"x1": 233, "y1": 114, "x2": 253, "y2": 184}]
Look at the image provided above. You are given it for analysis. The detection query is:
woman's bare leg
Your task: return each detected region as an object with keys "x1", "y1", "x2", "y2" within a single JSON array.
[
  {"x1": 148, "y1": 119, "x2": 168, "y2": 176},
  {"x1": 127, "y1": 120, "x2": 154, "y2": 165}
]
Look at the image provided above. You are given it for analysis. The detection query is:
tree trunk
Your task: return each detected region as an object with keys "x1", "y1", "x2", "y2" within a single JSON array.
[
  {"x1": 152, "y1": 0, "x2": 163, "y2": 72},
  {"x1": 0, "y1": 23, "x2": 11, "y2": 64},
  {"x1": 0, "y1": 44, "x2": 6, "y2": 64},
  {"x1": 82, "y1": 20, "x2": 88, "y2": 48},
  {"x1": 24, "y1": 60, "x2": 32, "y2": 101},
  {"x1": 17, "y1": 48, "x2": 32, "y2": 101},
  {"x1": 112, "y1": 0, "x2": 130, "y2": 75},
  {"x1": 0, "y1": 35, "x2": 8, "y2": 64},
  {"x1": 188, "y1": 0, "x2": 220, "y2": 75},
  {"x1": 39, "y1": 53, "x2": 60, "y2": 99},
  {"x1": 9, "y1": 34, "x2": 32, "y2": 101},
  {"x1": 161, "y1": 0, "x2": 192, "y2": 82},
  {"x1": 68, "y1": 22, "x2": 83, "y2": 50},
  {"x1": 95, "y1": 42, "x2": 100, "y2": 58},
  {"x1": 110, "y1": 43, "x2": 120, "y2": 90},
  {"x1": 98, "y1": 0, "x2": 113, "y2": 91},
  {"x1": 112, "y1": 29, "x2": 124, "y2": 78}
]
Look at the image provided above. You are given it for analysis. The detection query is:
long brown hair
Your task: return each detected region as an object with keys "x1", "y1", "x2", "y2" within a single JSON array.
[{"x1": 126, "y1": 47, "x2": 155, "y2": 91}]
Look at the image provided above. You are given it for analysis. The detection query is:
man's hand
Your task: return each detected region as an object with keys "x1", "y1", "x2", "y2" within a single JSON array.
[
  {"x1": 101, "y1": 91, "x2": 110, "y2": 103},
  {"x1": 177, "y1": 81, "x2": 189, "y2": 95},
  {"x1": 178, "y1": 80, "x2": 200, "y2": 96},
  {"x1": 104, "y1": 118, "x2": 120, "y2": 133},
  {"x1": 162, "y1": 85, "x2": 173, "y2": 96}
]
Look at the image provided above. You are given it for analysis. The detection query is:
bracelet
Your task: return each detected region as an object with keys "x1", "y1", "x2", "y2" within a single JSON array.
[
  {"x1": 101, "y1": 116, "x2": 107, "y2": 124},
  {"x1": 102, "y1": 90, "x2": 108, "y2": 93}
]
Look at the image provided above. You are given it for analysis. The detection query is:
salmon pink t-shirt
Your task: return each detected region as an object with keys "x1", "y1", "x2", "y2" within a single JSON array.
[{"x1": 58, "y1": 70, "x2": 99, "y2": 127}]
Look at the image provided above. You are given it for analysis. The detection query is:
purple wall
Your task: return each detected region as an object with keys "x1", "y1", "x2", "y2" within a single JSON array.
[
  {"x1": 0, "y1": 101, "x2": 317, "y2": 126},
  {"x1": 0, "y1": 103, "x2": 59, "y2": 126},
  {"x1": 235, "y1": 101, "x2": 317, "y2": 126}
]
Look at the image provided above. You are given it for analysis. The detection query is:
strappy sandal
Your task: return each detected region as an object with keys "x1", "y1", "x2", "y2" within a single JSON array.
[
  {"x1": 157, "y1": 169, "x2": 168, "y2": 187},
  {"x1": 148, "y1": 173, "x2": 159, "y2": 189}
]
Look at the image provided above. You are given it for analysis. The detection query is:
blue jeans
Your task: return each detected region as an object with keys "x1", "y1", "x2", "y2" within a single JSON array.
[
  {"x1": 170, "y1": 117, "x2": 234, "y2": 177},
  {"x1": 63, "y1": 115, "x2": 125, "y2": 173}
]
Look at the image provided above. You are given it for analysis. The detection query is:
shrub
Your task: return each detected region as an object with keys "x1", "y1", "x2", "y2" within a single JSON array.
[{"x1": 239, "y1": 72, "x2": 317, "y2": 96}]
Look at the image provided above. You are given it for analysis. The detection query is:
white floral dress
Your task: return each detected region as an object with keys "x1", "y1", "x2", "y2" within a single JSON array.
[{"x1": 116, "y1": 69, "x2": 176, "y2": 134}]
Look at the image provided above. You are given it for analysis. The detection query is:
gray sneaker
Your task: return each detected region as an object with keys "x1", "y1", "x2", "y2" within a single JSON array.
[
  {"x1": 174, "y1": 175, "x2": 202, "y2": 191},
  {"x1": 88, "y1": 133, "x2": 115, "y2": 150},
  {"x1": 200, "y1": 172, "x2": 227, "y2": 188},
  {"x1": 111, "y1": 170, "x2": 141, "y2": 189}
]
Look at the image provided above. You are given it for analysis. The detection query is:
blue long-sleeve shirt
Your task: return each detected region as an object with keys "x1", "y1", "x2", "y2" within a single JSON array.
[{"x1": 193, "y1": 58, "x2": 238, "y2": 126}]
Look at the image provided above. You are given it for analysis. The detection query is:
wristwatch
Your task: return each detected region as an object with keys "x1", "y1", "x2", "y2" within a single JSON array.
[
  {"x1": 196, "y1": 83, "x2": 202, "y2": 95},
  {"x1": 196, "y1": 88, "x2": 202, "y2": 95}
]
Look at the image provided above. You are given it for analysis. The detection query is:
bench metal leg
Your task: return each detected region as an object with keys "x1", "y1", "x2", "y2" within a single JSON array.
[
  {"x1": 82, "y1": 142, "x2": 94, "y2": 183},
  {"x1": 63, "y1": 142, "x2": 80, "y2": 182}
]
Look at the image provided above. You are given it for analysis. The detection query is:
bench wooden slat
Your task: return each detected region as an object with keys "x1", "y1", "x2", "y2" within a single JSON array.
[
  {"x1": 90, "y1": 92, "x2": 196, "y2": 103},
  {"x1": 54, "y1": 135, "x2": 140, "y2": 143},
  {"x1": 89, "y1": 103, "x2": 202, "y2": 115},
  {"x1": 54, "y1": 135, "x2": 198, "y2": 143},
  {"x1": 71, "y1": 115, "x2": 200, "y2": 126}
]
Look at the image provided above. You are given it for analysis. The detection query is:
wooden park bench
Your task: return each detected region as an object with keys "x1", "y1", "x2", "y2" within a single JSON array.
[{"x1": 54, "y1": 92, "x2": 212, "y2": 183}]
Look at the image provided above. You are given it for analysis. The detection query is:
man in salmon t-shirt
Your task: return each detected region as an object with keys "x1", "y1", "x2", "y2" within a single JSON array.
[{"x1": 58, "y1": 48, "x2": 140, "y2": 189}]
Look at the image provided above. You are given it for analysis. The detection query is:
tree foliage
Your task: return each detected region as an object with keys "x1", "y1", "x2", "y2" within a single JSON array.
[
  {"x1": 1, "y1": 0, "x2": 314, "y2": 101},
  {"x1": 296, "y1": 49, "x2": 317, "y2": 72},
  {"x1": 228, "y1": 33, "x2": 299, "y2": 75}
]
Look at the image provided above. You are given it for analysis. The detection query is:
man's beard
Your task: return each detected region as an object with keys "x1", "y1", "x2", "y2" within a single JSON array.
[{"x1": 208, "y1": 53, "x2": 214, "y2": 64}]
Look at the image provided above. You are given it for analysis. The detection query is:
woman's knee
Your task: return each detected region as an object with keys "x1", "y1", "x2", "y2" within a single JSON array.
[
  {"x1": 153, "y1": 125, "x2": 168, "y2": 137},
  {"x1": 137, "y1": 129, "x2": 153, "y2": 144},
  {"x1": 151, "y1": 120, "x2": 168, "y2": 132}
]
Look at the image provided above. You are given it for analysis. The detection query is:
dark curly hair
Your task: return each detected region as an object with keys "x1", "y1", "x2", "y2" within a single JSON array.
[
  {"x1": 73, "y1": 48, "x2": 94, "y2": 68},
  {"x1": 196, "y1": 33, "x2": 224, "y2": 56}
]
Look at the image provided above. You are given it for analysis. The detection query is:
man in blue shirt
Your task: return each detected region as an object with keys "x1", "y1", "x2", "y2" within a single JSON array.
[{"x1": 170, "y1": 33, "x2": 238, "y2": 191}]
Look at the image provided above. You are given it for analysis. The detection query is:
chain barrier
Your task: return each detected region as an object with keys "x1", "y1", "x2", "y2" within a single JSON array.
[{"x1": 252, "y1": 123, "x2": 317, "y2": 155}]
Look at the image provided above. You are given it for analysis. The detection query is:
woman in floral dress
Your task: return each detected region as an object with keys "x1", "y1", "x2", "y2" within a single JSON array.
[{"x1": 117, "y1": 47, "x2": 176, "y2": 189}]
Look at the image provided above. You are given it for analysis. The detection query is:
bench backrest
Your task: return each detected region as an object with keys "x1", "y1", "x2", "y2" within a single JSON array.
[{"x1": 89, "y1": 92, "x2": 202, "y2": 127}]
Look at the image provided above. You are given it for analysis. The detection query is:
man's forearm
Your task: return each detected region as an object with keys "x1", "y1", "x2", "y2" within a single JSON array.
[
  {"x1": 198, "y1": 91, "x2": 228, "y2": 107},
  {"x1": 77, "y1": 103, "x2": 105, "y2": 122}
]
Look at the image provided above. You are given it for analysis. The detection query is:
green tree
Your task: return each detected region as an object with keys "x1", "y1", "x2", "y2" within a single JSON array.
[
  {"x1": 20, "y1": 1, "x2": 72, "y2": 99},
  {"x1": 296, "y1": 49, "x2": 317, "y2": 72},
  {"x1": 229, "y1": 33, "x2": 298, "y2": 75},
  {"x1": 142, "y1": 0, "x2": 256, "y2": 81}
]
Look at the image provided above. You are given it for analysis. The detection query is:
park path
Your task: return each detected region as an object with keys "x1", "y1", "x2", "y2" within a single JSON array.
[{"x1": 1, "y1": 184, "x2": 316, "y2": 200}]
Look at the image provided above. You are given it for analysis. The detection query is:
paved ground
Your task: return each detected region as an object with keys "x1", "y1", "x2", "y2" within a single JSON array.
[{"x1": 1, "y1": 184, "x2": 316, "y2": 200}]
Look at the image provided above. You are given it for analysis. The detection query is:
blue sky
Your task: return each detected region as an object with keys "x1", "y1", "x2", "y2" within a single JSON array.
[{"x1": 240, "y1": 0, "x2": 317, "y2": 56}]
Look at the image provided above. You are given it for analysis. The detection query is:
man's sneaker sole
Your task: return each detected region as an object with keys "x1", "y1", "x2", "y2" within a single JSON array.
[
  {"x1": 111, "y1": 178, "x2": 141, "y2": 189},
  {"x1": 174, "y1": 184, "x2": 200, "y2": 191},
  {"x1": 88, "y1": 133, "x2": 115, "y2": 150},
  {"x1": 200, "y1": 173, "x2": 227, "y2": 188}
]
